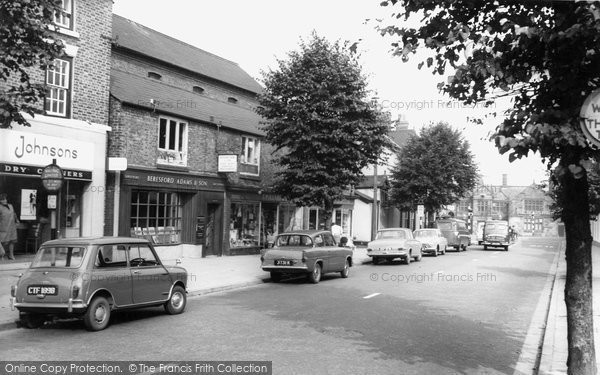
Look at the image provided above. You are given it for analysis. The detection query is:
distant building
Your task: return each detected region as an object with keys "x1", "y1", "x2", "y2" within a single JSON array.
[{"x1": 454, "y1": 174, "x2": 555, "y2": 236}]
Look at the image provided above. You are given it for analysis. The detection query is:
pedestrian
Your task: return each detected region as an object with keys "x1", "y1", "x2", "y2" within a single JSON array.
[
  {"x1": 0, "y1": 193, "x2": 19, "y2": 260},
  {"x1": 331, "y1": 221, "x2": 342, "y2": 245}
]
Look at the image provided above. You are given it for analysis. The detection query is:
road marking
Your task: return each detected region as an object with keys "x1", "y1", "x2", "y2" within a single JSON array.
[
  {"x1": 472, "y1": 259, "x2": 479, "y2": 262},
  {"x1": 363, "y1": 293, "x2": 381, "y2": 299}
]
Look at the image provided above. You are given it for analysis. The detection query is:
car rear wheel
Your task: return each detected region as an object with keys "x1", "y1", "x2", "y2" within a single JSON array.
[
  {"x1": 340, "y1": 259, "x2": 350, "y2": 278},
  {"x1": 415, "y1": 250, "x2": 422, "y2": 262},
  {"x1": 84, "y1": 296, "x2": 111, "y2": 331},
  {"x1": 483, "y1": 245, "x2": 488, "y2": 250},
  {"x1": 270, "y1": 271, "x2": 282, "y2": 282},
  {"x1": 433, "y1": 246, "x2": 439, "y2": 257},
  {"x1": 164, "y1": 285, "x2": 186, "y2": 315},
  {"x1": 442, "y1": 246, "x2": 447, "y2": 255},
  {"x1": 372, "y1": 256, "x2": 380, "y2": 265},
  {"x1": 404, "y1": 253, "x2": 411, "y2": 265},
  {"x1": 308, "y1": 263, "x2": 322, "y2": 284}
]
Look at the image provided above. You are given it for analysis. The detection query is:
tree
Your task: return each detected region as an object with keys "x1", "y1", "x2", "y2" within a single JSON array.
[
  {"x1": 0, "y1": 0, "x2": 65, "y2": 128},
  {"x1": 377, "y1": 1, "x2": 600, "y2": 373},
  {"x1": 257, "y1": 33, "x2": 392, "y2": 226},
  {"x1": 389, "y1": 122, "x2": 478, "y2": 220}
]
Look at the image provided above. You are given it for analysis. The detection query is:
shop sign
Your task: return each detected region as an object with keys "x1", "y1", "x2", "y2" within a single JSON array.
[
  {"x1": 0, "y1": 129, "x2": 94, "y2": 170},
  {"x1": 580, "y1": 89, "x2": 600, "y2": 148},
  {"x1": 0, "y1": 163, "x2": 92, "y2": 181},
  {"x1": 218, "y1": 154, "x2": 238, "y2": 172},
  {"x1": 41, "y1": 163, "x2": 63, "y2": 192},
  {"x1": 123, "y1": 170, "x2": 225, "y2": 191}
]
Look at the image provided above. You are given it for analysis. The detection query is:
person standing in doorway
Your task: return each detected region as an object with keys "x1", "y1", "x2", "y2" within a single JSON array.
[
  {"x1": 0, "y1": 193, "x2": 18, "y2": 260},
  {"x1": 331, "y1": 221, "x2": 343, "y2": 245}
]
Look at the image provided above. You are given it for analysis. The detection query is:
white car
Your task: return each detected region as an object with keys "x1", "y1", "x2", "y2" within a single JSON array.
[
  {"x1": 367, "y1": 228, "x2": 424, "y2": 265},
  {"x1": 413, "y1": 228, "x2": 448, "y2": 257}
]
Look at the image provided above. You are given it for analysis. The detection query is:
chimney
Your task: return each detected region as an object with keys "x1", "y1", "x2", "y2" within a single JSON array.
[{"x1": 502, "y1": 174, "x2": 508, "y2": 186}]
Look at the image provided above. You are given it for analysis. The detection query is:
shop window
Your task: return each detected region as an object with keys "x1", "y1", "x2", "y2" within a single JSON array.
[
  {"x1": 53, "y1": 0, "x2": 73, "y2": 30},
  {"x1": 45, "y1": 58, "x2": 71, "y2": 117},
  {"x1": 157, "y1": 116, "x2": 188, "y2": 166},
  {"x1": 230, "y1": 203, "x2": 259, "y2": 248},
  {"x1": 130, "y1": 191, "x2": 182, "y2": 245},
  {"x1": 240, "y1": 136, "x2": 260, "y2": 175},
  {"x1": 278, "y1": 205, "x2": 299, "y2": 233}
]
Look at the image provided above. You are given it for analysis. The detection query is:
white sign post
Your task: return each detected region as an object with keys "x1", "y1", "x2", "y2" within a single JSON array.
[{"x1": 580, "y1": 89, "x2": 600, "y2": 147}]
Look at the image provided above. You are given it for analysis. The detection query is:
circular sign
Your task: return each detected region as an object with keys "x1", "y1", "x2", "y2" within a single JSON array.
[
  {"x1": 580, "y1": 89, "x2": 600, "y2": 148},
  {"x1": 41, "y1": 163, "x2": 64, "y2": 192}
]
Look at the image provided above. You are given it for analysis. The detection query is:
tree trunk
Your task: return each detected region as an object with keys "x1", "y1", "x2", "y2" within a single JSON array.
[{"x1": 561, "y1": 166, "x2": 597, "y2": 375}]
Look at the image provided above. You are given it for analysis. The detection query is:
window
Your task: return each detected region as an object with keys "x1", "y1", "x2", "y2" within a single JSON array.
[
  {"x1": 148, "y1": 72, "x2": 162, "y2": 80},
  {"x1": 230, "y1": 202, "x2": 260, "y2": 248},
  {"x1": 31, "y1": 247, "x2": 85, "y2": 268},
  {"x1": 130, "y1": 191, "x2": 182, "y2": 245},
  {"x1": 524, "y1": 199, "x2": 544, "y2": 213},
  {"x1": 129, "y1": 244, "x2": 159, "y2": 267},
  {"x1": 192, "y1": 86, "x2": 204, "y2": 94},
  {"x1": 96, "y1": 245, "x2": 128, "y2": 268},
  {"x1": 240, "y1": 136, "x2": 260, "y2": 175},
  {"x1": 228, "y1": 97, "x2": 238, "y2": 104},
  {"x1": 476, "y1": 200, "x2": 490, "y2": 214},
  {"x1": 158, "y1": 116, "x2": 188, "y2": 166},
  {"x1": 54, "y1": 0, "x2": 73, "y2": 29},
  {"x1": 45, "y1": 58, "x2": 71, "y2": 117}
]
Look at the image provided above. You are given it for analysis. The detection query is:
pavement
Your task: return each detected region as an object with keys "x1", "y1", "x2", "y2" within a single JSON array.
[{"x1": 0, "y1": 238, "x2": 598, "y2": 374}]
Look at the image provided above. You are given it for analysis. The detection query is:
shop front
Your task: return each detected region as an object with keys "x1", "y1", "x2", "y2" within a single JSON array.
[
  {"x1": 117, "y1": 168, "x2": 226, "y2": 259},
  {"x1": 0, "y1": 119, "x2": 109, "y2": 254}
]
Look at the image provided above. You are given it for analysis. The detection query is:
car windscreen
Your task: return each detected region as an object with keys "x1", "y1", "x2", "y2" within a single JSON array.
[
  {"x1": 436, "y1": 222, "x2": 454, "y2": 230},
  {"x1": 414, "y1": 230, "x2": 436, "y2": 238},
  {"x1": 376, "y1": 230, "x2": 406, "y2": 240},
  {"x1": 486, "y1": 223, "x2": 508, "y2": 232},
  {"x1": 31, "y1": 246, "x2": 86, "y2": 268},
  {"x1": 275, "y1": 235, "x2": 313, "y2": 247}
]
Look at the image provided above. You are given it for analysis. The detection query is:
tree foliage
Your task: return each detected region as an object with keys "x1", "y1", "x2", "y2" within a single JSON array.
[
  {"x1": 378, "y1": 1, "x2": 600, "y2": 373},
  {"x1": 257, "y1": 33, "x2": 392, "y2": 218},
  {"x1": 0, "y1": 0, "x2": 65, "y2": 128},
  {"x1": 389, "y1": 122, "x2": 478, "y2": 213}
]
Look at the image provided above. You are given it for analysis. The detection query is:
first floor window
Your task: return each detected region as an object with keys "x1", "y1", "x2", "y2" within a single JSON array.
[
  {"x1": 45, "y1": 58, "x2": 71, "y2": 117},
  {"x1": 54, "y1": 0, "x2": 73, "y2": 29},
  {"x1": 130, "y1": 190, "x2": 182, "y2": 245},
  {"x1": 158, "y1": 116, "x2": 188, "y2": 166}
]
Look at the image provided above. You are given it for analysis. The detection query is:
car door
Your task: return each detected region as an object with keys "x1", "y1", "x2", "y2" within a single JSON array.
[
  {"x1": 313, "y1": 234, "x2": 330, "y2": 272},
  {"x1": 90, "y1": 244, "x2": 133, "y2": 307},
  {"x1": 130, "y1": 243, "x2": 171, "y2": 304},
  {"x1": 323, "y1": 232, "x2": 343, "y2": 271}
]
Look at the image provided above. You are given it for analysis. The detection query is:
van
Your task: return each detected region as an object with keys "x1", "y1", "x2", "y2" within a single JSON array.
[
  {"x1": 482, "y1": 220, "x2": 511, "y2": 251},
  {"x1": 434, "y1": 218, "x2": 470, "y2": 251}
]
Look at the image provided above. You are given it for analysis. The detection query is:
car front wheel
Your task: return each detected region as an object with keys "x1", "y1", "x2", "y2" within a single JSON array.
[
  {"x1": 340, "y1": 259, "x2": 350, "y2": 278},
  {"x1": 308, "y1": 263, "x2": 322, "y2": 284},
  {"x1": 404, "y1": 253, "x2": 411, "y2": 265},
  {"x1": 84, "y1": 296, "x2": 111, "y2": 331},
  {"x1": 164, "y1": 285, "x2": 187, "y2": 315}
]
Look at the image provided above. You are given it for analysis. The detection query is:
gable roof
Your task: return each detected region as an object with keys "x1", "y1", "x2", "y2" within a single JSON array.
[
  {"x1": 112, "y1": 14, "x2": 263, "y2": 94},
  {"x1": 110, "y1": 69, "x2": 263, "y2": 136}
]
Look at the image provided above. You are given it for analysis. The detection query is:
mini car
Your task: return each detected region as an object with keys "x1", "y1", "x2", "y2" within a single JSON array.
[
  {"x1": 261, "y1": 230, "x2": 353, "y2": 283},
  {"x1": 10, "y1": 237, "x2": 188, "y2": 331},
  {"x1": 413, "y1": 228, "x2": 448, "y2": 256},
  {"x1": 367, "y1": 228, "x2": 424, "y2": 265}
]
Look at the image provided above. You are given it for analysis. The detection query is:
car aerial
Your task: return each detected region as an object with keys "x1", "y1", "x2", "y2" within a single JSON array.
[
  {"x1": 435, "y1": 218, "x2": 470, "y2": 252},
  {"x1": 367, "y1": 228, "x2": 424, "y2": 265},
  {"x1": 260, "y1": 230, "x2": 353, "y2": 284},
  {"x1": 10, "y1": 237, "x2": 188, "y2": 331},
  {"x1": 413, "y1": 228, "x2": 448, "y2": 257},
  {"x1": 482, "y1": 220, "x2": 512, "y2": 251}
]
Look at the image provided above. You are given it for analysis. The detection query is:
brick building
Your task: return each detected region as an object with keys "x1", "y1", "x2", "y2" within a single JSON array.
[
  {"x1": 106, "y1": 15, "x2": 282, "y2": 258},
  {"x1": 0, "y1": 0, "x2": 113, "y2": 252},
  {"x1": 454, "y1": 175, "x2": 555, "y2": 237}
]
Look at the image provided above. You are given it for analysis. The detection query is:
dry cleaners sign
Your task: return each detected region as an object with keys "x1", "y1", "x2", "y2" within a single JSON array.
[{"x1": 0, "y1": 130, "x2": 94, "y2": 170}]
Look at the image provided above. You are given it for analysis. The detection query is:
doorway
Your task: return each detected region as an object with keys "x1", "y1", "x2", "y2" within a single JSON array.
[{"x1": 203, "y1": 203, "x2": 223, "y2": 257}]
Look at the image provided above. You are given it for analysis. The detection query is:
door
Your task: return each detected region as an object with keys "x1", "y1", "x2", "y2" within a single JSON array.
[
  {"x1": 130, "y1": 244, "x2": 171, "y2": 304},
  {"x1": 204, "y1": 203, "x2": 222, "y2": 257}
]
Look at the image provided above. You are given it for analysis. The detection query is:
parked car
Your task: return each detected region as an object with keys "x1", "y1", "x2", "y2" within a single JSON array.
[
  {"x1": 10, "y1": 237, "x2": 188, "y2": 331},
  {"x1": 367, "y1": 228, "x2": 423, "y2": 265},
  {"x1": 261, "y1": 230, "x2": 353, "y2": 284},
  {"x1": 482, "y1": 220, "x2": 512, "y2": 251},
  {"x1": 413, "y1": 228, "x2": 448, "y2": 257},
  {"x1": 435, "y1": 218, "x2": 470, "y2": 251}
]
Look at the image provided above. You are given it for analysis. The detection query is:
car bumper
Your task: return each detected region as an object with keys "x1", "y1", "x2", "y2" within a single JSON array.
[
  {"x1": 421, "y1": 247, "x2": 437, "y2": 254},
  {"x1": 262, "y1": 265, "x2": 309, "y2": 273},
  {"x1": 11, "y1": 297, "x2": 87, "y2": 314},
  {"x1": 482, "y1": 241, "x2": 508, "y2": 247},
  {"x1": 367, "y1": 250, "x2": 408, "y2": 258}
]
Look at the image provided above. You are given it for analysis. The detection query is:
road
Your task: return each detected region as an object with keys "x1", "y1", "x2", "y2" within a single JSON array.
[{"x1": 0, "y1": 237, "x2": 560, "y2": 374}]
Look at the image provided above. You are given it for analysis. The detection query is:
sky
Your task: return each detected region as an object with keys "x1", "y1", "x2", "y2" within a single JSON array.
[{"x1": 112, "y1": 0, "x2": 549, "y2": 186}]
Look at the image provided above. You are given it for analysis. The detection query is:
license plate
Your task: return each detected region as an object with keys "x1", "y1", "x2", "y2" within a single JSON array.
[
  {"x1": 27, "y1": 285, "x2": 58, "y2": 296},
  {"x1": 274, "y1": 259, "x2": 292, "y2": 266}
]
